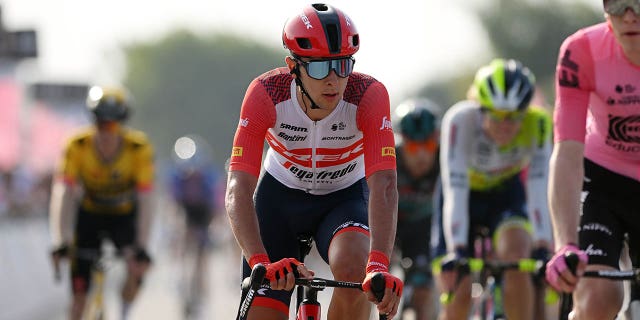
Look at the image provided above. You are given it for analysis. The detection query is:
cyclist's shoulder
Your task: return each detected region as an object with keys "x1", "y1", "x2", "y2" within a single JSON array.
[
  {"x1": 442, "y1": 100, "x2": 478, "y2": 123},
  {"x1": 122, "y1": 128, "x2": 153, "y2": 150},
  {"x1": 344, "y1": 72, "x2": 386, "y2": 106},
  {"x1": 65, "y1": 127, "x2": 95, "y2": 148}
]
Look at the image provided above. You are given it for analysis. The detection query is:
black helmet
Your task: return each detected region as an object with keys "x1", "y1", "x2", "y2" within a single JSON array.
[
  {"x1": 86, "y1": 85, "x2": 131, "y2": 122},
  {"x1": 394, "y1": 98, "x2": 442, "y2": 141}
]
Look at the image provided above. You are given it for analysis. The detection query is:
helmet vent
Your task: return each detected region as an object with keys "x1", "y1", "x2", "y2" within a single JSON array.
[
  {"x1": 312, "y1": 3, "x2": 328, "y2": 11},
  {"x1": 296, "y1": 38, "x2": 312, "y2": 49}
]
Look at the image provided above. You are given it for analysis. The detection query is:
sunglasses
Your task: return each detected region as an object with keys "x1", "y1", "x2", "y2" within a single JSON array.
[
  {"x1": 296, "y1": 56, "x2": 356, "y2": 80},
  {"x1": 604, "y1": 0, "x2": 640, "y2": 16},
  {"x1": 404, "y1": 137, "x2": 438, "y2": 154},
  {"x1": 482, "y1": 108, "x2": 526, "y2": 122}
]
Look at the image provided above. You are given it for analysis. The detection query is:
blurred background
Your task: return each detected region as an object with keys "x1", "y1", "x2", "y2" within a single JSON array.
[{"x1": 0, "y1": 0, "x2": 604, "y2": 319}]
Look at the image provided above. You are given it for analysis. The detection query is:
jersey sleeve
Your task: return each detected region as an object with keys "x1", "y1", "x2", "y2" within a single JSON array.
[
  {"x1": 525, "y1": 109, "x2": 553, "y2": 243},
  {"x1": 356, "y1": 81, "x2": 396, "y2": 177},
  {"x1": 554, "y1": 30, "x2": 595, "y2": 143},
  {"x1": 439, "y1": 103, "x2": 472, "y2": 251},
  {"x1": 59, "y1": 139, "x2": 80, "y2": 186},
  {"x1": 134, "y1": 140, "x2": 155, "y2": 192},
  {"x1": 228, "y1": 78, "x2": 276, "y2": 177}
]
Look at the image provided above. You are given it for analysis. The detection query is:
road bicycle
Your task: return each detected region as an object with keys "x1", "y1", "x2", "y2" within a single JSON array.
[
  {"x1": 437, "y1": 227, "x2": 548, "y2": 320},
  {"x1": 236, "y1": 235, "x2": 389, "y2": 320},
  {"x1": 559, "y1": 252, "x2": 640, "y2": 320}
]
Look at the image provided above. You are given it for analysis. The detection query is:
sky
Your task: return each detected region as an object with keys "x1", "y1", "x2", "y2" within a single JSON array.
[{"x1": 0, "y1": 0, "x2": 596, "y2": 105}]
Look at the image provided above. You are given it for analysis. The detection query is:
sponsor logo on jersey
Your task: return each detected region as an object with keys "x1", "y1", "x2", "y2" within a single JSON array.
[
  {"x1": 382, "y1": 147, "x2": 396, "y2": 157},
  {"x1": 558, "y1": 50, "x2": 580, "y2": 88},
  {"x1": 239, "y1": 118, "x2": 249, "y2": 127},
  {"x1": 580, "y1": 223, "x2": 612, "y2": 236},
  {"x1": 280, "y1": 123, "x2": 308, "y2": 132},
  {"x1": 584, "y1": 244, "x2": 606, "y2": 257},
  {"x1": 331, "y1": 122, "x2": 346, "y2": 131},
  {"x1": 278, "y1": 132, "x2": 307, "y2": 142},
  {"x1": 284, "y1": 161, "x2": 357, "y2": 180},
  {"x1": 379, "y1": 116, "x2": 392, "y2": 130},
  {"x1": 321, "y1": 135, "x2": 355, "y2": 141},
  {"x1": 232, "y1": 147, "x2": 243, "y2": 157},
  {"x1": 607, "y1": 115, "x2": 640, "y2": 147}
]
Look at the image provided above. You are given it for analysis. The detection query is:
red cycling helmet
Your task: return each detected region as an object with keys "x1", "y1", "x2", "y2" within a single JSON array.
[{"x1": 282, "y1": 3, "x2": 359, "y2": 58}]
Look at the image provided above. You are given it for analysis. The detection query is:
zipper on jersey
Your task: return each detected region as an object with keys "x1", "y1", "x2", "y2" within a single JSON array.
[{"x1": 311, "y1": 121, "x2": 318, "y2": 192}]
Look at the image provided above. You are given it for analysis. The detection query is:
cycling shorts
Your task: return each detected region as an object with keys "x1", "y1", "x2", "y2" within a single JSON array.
[
  {"x1": 241, "y1": 172, "x2": 370, "y2": 315},
  {"x1": 579, "y1": 158, "x2": 640, "y2": 268},
  {"x1": 71, "y1": 208, "x2": 136, "y2": 294},
  {"x1": 395, "y1": 214, "x2": 433, "y2": 288},
  {"x1": 432, "y1": 173, "x2": 528, "y2": 258}
]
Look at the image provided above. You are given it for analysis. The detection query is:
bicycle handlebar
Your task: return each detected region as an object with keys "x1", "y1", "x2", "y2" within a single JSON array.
[
  {"x1": 237, "y1": 263, "x2": 388, "y2": 320},
  {"x1": 440, "y1": 257, "x2": 547, "y2": 305}
]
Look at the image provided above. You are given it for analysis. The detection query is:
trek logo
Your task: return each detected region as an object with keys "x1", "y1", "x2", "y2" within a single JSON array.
[
  {"x1": 379, "y1": 116, "x2": 392, "y2": 130},
  {"x1": 280, "y1": 123, "x2": 308, "y2": 132},
  {"x1": 239, "y1": 118, "x2": 249, "y2": 127},
  {"x1": 300, "y1": 13, "x2": 312, "y2": 29},
  {"x1": 278, "y1": 132, "x2": 307, "y2": 142},
  {"x1": 286, "y1": 162, "x2": 357, "y2": 180},
  {"x1": 558, "y1": 50, "x2": 579, "y2": 88}
]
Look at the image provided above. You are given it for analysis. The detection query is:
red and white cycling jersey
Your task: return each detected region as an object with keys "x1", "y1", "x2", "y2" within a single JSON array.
[
  {"x1": 229, "y1": 67, "x2": 396, "y2": 195},
  {"x1": 555, "y1": 22, "x2": 640, "y2": 181}
]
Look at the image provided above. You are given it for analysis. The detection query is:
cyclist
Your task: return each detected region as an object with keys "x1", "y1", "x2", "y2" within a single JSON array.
[
  {"x1": 545, "y1": 1, "x2": 640, "y2": 319},
  {"x1": 168, "y1": 134, "x2": 222, "y2": 316},
  {"x1": 433, "y1": 58, "x2": 553, "y2": 320},
  {"x1": 392, "y1": 98, "x2": 442, "y2": 320},
  {"x1": 49, "y1": 85, "x2": 154, "y2": 320},
  {"x1": 225, "y1": 3, "x2": 403, "y2": 319}
]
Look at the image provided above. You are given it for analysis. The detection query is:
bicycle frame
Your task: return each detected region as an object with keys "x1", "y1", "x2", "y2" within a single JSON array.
[{"x1": 75, "y1": 248, "x2": 109, "y2": 320}]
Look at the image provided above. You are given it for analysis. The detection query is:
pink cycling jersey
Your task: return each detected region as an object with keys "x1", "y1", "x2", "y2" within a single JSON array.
[
  {"x1": 555, "y1": 22, "x2": 640, "y2": 181},
  {"x1": 228, "y1": 67, "x2": 396, "y2": 195}
]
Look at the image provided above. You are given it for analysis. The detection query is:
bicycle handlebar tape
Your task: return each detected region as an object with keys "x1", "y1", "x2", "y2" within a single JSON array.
[
  {"x1": 371, "y1": 273, "x2": 388, "y2": 320},
  {"x1": 564, "y1": 252, "x2": 579, "y2": 275},
  {"x1": 236, "y1": 264, "x2": 267, "y2": 320}
]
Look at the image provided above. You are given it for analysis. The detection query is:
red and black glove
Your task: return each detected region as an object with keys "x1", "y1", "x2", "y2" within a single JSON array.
[
  {"x1": 361, "y1": 250, "x2": 403, "y2": 298},
  {"x1": 248, "y1": 253, "x2": 302, "y2": 282}
]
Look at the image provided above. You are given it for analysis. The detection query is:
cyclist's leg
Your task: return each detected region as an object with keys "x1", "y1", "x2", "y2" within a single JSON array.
[
  {"x1": 572, "y1": 170, "x2": 626, "y2": 320},
  {"x1": 243, "y1": 172, "x2": 318, "y2": 320},
  {"x1": 397, "y1": 215, "x2": 436, "y2": 320},
  {"x1": 493, "y1": 217, "x2": 534, "y2": 320},
  {"x1": 109, "y1": 213, "x2": 146, "y2": 316},
  {"x1": 431, "y1": 185, "x2": 472, "y2": 320},
  {"x1": 70, "y1": 210, "x2": 101, "y2": 320},
  {"x1": 314, "y1": 178, "x2": 370, "y2": 320}
]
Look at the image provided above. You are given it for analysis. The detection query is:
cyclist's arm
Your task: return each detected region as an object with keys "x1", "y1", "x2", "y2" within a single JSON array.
[
  {"x1": 548, "y1": 141, "x2": 584, "y2": 250},
  {"x1": 439, "y1": 103, "x2": 473, "y2": 253},
  {"x1": 225, "y1": 170, "x2": 267, "y2": 258},
  {"x1": 367, "y1": 169, "x2": 398, "y2": 256},
  {"x1": 49, "y1": 179, "x2": 76, "y2": 247},
  {"x1": 525, "y1": 110, "x2": 553, "y2": 247}
]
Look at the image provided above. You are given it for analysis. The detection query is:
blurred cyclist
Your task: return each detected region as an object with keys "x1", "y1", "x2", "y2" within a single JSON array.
[
  {"x1": 225, "y1": 3, "x2": 403, "y2": 319},
  {"x1": 49, "y1": 85, "x2": 154, "y2": 320},
  {"x1": 168, "y1": 134, "x2": 221, "y2": 316},
  {"x1": 545, "y1": 1, "x2": 640, "y2": 319},
  {"x1": 433, "y1": 59, "x2": 553, "y2": 320},
  {"x1": 392, "y1": 98, "x2": 442, "y2": 320}
]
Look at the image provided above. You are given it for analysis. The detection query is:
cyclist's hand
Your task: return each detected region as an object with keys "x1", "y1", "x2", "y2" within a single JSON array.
[
  {"x1": 362, "y1": 250, "x2": 403, "y2": 318},
  {"x1": 126, "y1": 246, "x2": 152, "y2": 277},
  {"x1": 249, "y1": 254, "x2": 313, "y2": 291},
  {"x1": 50, "y1": 244, "x2": 70, "y2": 280},
  {"x1": 545, "y1": 243, "x2": 588, "y2": 292},
  {"x1": 439, "y1": 247, "x2": 467, "y2": 293}
]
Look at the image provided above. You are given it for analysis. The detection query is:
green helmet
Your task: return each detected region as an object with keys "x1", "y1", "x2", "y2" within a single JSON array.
[
  {"x1": 473, "y1": 58, "x2": 535, "y2": 112},
  {"x1": 393, "y1": 98, "x2": 442, "y2": 141}
]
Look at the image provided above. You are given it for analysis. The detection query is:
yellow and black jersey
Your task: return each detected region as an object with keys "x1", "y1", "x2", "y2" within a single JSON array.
[{"x1": 59, "y1": 127, "x2": 155, "y2": 215}]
